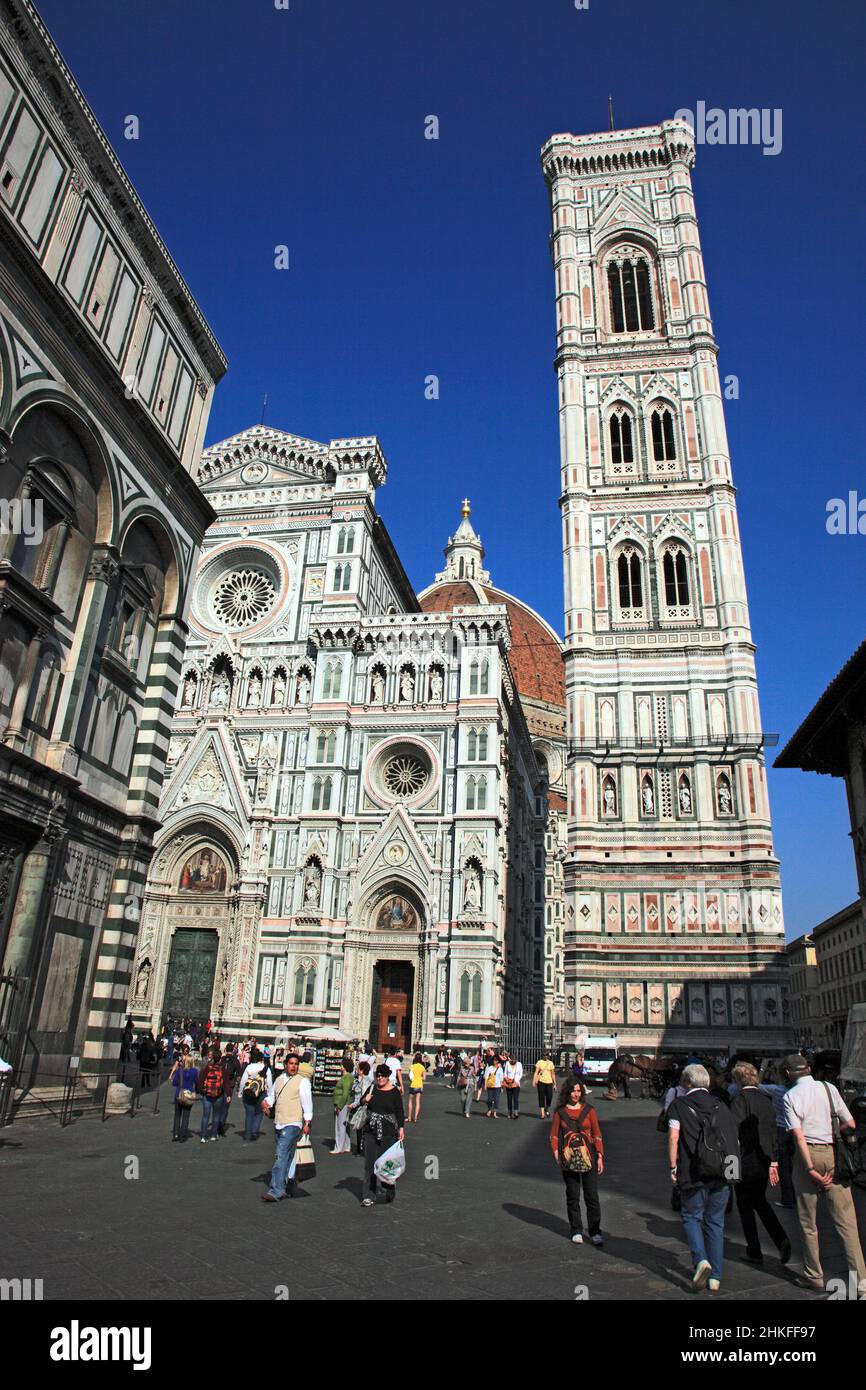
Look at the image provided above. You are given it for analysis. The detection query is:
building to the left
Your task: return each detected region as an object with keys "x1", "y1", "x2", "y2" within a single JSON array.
[{"x1": 0, "y1": 0, "x2": 225, "y2": 1093}]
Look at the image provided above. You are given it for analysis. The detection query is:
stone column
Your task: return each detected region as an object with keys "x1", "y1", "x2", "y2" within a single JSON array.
[{"x1": 1, "y1": 828, "x2": 64, "y2": 976}]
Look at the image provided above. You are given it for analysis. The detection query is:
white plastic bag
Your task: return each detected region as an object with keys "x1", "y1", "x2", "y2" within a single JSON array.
[{"x1": 373, "y1": 1140, "x2": 405, "y2": 1185}]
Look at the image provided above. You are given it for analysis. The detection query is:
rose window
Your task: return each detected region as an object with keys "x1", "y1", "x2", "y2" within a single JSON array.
[
  {"x1": 382, "y1": 754, "x2": 429, "y2": 799},
  {"x1": 212, "y1": 568, "x2": 276, "y2": 629}
]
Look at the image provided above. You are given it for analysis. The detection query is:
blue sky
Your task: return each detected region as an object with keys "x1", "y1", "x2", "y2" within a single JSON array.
[{"x1": 37, "y1": 0, "x2": 866, "y2": 938}]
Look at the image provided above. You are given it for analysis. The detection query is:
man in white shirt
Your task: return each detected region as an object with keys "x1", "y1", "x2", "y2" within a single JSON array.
[
  {"x1": 261, "y1": 1053, "x2": 313, "y2": 1202},
  {"x1": 384, "y1": 1047, "x2": 403, "y2": 1094},
  {"x1": 783, "y1": 1053, "x2": 865, "y2": 1294}
]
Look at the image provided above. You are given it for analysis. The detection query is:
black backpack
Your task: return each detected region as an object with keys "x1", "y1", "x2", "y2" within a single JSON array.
[{"x1": 685, "y1": 1099, "x2": 741, "y2": 1183}]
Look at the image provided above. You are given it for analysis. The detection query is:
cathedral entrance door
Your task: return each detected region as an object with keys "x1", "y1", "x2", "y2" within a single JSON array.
[
  {"x1": 370, "y1": 960, "x2": 414, "y2": 1052},
  {"x1": 163, "y1": 929, "x2": 218, "y2": 1024}
]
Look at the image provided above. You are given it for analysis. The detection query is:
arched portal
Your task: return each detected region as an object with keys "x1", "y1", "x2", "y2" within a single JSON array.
[
  {"x1": 134, "y1": 825, "x2": 238, "y2": 1030},
  {"x1": 355, "y1": 882, "x2": 426, "y2": 1050}
]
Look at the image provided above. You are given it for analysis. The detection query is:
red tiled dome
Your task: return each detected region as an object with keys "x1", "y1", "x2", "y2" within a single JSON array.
[{"x1": 418, "y1": 581, "x2": 565, "y2": 710}]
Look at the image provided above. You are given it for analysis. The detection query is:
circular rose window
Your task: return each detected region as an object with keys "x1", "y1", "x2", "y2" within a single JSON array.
[
  {"x1": 382, "y1": 754, "x2": 429, "y2": 799},
  {"x1": 211, "y1": 567, "x2": 276, "y2": 629}
]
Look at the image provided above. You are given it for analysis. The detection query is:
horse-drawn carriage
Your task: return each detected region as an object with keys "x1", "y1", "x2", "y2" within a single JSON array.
[{"x1": 607, "y1": 1053, "x2": 679, "y2": 1100}]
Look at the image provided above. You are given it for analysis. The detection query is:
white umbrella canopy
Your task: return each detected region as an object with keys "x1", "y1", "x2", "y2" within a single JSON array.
[{"x1": 299, "y1": 1026, "x2": 354, "y2": 1043}]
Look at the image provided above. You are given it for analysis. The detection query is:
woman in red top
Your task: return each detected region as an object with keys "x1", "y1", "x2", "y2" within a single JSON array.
[{"x1": 549, "y1": 1077, "x2": 605, "y2": 1245}]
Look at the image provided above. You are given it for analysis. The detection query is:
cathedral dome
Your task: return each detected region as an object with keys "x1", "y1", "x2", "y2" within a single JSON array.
[{"x1": 418, "y1": 577, "x2": 565, "y2": 711}]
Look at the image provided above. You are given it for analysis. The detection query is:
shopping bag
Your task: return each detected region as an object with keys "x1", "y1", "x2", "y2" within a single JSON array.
[
  {"x1": 373, "y1": 1140, "x2": 405, "y2": 1186},
  {"x1": 294, "y1": 1131, "x2": 316, "y2": 1182}
]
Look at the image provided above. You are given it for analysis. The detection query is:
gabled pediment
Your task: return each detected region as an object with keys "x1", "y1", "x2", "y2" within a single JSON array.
[
  {"x1": 356, "y1": 805, "x2": 435, "y2": 890},
  {"x1": 639, "y1": 372, "x2": 678, "y2": 403},
  {"x1": 160, "y1": 725, "x2": 251, "y2": 824},
  {"x1": 197, "y1": 425, "x2": 332, "y2": 487},
  {"x1": 594, "y1": 188, "x2": 657, "y2": 242}
]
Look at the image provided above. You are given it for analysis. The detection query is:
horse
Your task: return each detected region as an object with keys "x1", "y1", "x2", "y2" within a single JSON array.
[{"x1": 604, "y1": 1054, "x2": 676, "y2": 1100}]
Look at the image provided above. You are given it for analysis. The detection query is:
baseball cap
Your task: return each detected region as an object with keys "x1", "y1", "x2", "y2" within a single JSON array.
[{"x1": 783, "y1": 1053, "x2": 810, "y2": 1076}]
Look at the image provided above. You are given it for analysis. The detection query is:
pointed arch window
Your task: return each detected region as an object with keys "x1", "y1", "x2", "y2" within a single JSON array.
[
  {"x1": 294, "y1": 960, "x2": 316, "y2": 1006},
  {"x1": 315, "y1": 730, "x2": 336, "y2": 763},
  {"x1": 662, "y1": 546, "x2": 690, "y2": 607},
  {"x1": 467, "y1": 727, "x2": 488, "y2": 761},
  {"x1": 617, "y1": 547, "x2": 643, "y2": 610},
  {"x1": 469, "y1": 658, "x2": 489, "y2": 696},
  {"x1": 607, "y1": 254, "x2": 655, "y2": 333},
  {"x1": 651, "y1": 407, "x2": 677, "y2": 462},
  {"x1": 459, "y1": 968, "x2": 482, "y2": 1013},
  {"x1": 321, "y1": 661, "x2": 341, "y2": 699},
  {"x1": 609, "y1": 410, "x2": 634, "y2": 466},
  {"x1": 466, "y1": 774, "x2": 488, "y2": 811},
  {"x1": 336, "y1": 525, "x2": 356, "y2": 555},
  {"x1": 311, "y1": 775, "x2": 333, "y2": 811}
]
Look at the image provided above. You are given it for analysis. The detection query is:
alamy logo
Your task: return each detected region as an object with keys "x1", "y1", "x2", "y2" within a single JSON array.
[
  {"x1": 0, "y1": 496, "x2": 43, "y2": 545},
  {"x1": 674, "y1": 102, "x2": 782, "y2": 157},
  {"x1": 826, "y1": 492, "x2": 866, "y2": 534},
  {"x1": 49, "y1": 1322, "x2": 152, "y2": 1372},
  {"x1": 0, "y1": 1277, "x2": 43, "y2": 1300}
]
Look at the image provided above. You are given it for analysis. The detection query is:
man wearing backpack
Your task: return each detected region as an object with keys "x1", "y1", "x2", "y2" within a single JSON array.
[
  {"x1": 237, "y1": 1047, "x2": 273, "y2": 1142},
  {"x1": 782, "y1": 1053, "x2": 866, "y2": 1295},
  {"x1": 667, "y1": 1063, "x2": 741, "y2": 1292},
  {"x1": 197, "y1": 1047, "x2": 226, "y2": 1143}
]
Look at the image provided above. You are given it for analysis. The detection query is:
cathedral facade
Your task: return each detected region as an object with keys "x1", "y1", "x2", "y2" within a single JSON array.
[
  {"x1": 131, "y1": 429, "x2": 563, "y2": 1049},
  {"x1": 0, "y1": 1, "x2": 224, "y2": 1085},
  {"x1": 542, "y1": 119, "x2": 788, "y2": 1051}
]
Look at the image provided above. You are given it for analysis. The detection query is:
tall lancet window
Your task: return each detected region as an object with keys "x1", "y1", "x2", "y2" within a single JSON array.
[{"x1": 608, "y1": 255, "x2": 654, "y2": 333}]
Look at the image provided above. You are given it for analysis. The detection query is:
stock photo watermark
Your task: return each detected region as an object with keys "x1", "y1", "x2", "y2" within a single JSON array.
[
  {"x1": 0, "y1": 496, "x2": 43, "y2": 545},
  {"x1": 674, "y1": 101, "x2": 782, "y2": 157},
  {"x1": 826, "y1": 492, "x2": 866, "y2": 534}
]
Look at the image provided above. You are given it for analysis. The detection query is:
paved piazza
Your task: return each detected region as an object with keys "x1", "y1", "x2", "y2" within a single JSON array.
[{"x1": 2, "y1": 1080, "x2": 861, "y2": 1302}]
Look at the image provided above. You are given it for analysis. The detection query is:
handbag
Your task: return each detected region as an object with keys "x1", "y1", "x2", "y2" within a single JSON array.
[
  {"x1": 176, "y1": 1068, "x2": 196, "y2": 1108},
  {"x1": 557, "y1": 1105, "x2": 593, "y2": 1174},
  {"x1": 350, "y1": 1104, "x2": 368, "y2": 1132},
  {"x1": 823, "y1": 1082, "x2": 858, "y2": 1184}
]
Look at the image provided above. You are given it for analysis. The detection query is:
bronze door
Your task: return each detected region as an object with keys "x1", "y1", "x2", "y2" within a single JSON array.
[{"x1": 163, "y1": 930, "x2": 218, "y2": 1022}]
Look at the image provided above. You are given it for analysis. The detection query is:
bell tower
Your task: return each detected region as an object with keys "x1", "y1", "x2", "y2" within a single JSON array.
[{"x1": 541, "y1": 119, "x2": 787, "y2": 1050}]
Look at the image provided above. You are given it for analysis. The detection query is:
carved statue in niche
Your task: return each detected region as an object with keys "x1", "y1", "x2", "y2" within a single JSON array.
[
  {"x1": 429, "y1": 669, "x2": 444, "y2": 702},
  {"x1": 641, "y1": 779, "x2": 655, "y2": 815},
  {"x1": 399, "y1": 671, "x2": 414, "y2": 703},
  {"x1": 247, "y1": 674, "x2": 263, "y2": 708},
  {"x1": 296, "y1": 672, "x2": 311, "y2": 706},
  {"x1": 371, "y1": 670, "x2": 385, "y2": 704},
  {"x1": 271, "y1": 670, "x2": 287, "y2": 706},
  {"x1": 602, "y1": 778, "x2": 617, "y2": 817},
  {"x1": 181, "y1": 673, "x2": 197, "y2": 708},
  {"x1": 210, "y1": 674, "x2": 230, "y2": 708},
  {"x1": 303, "y1": 860, "x2": 322, "y2": 908},
  {"x1": 718, "y1": 778, "x2": 732, "y2": 814},
  {"x1": 136, "y1": 959, "x2": 151, "y2": 999},
  {"x1": 679, "y1": 779, "x2": 692, "y2": 813},
  {"x1": 463, "y1": 863, "x2": 482, "y2": 913}
]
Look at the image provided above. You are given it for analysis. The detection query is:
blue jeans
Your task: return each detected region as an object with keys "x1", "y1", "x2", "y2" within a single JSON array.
[
  {"x1": 243, "y1": 1099, "x2": 264, "y2": 1139},
  {"x1": 486, "y1": 1087, "x2": 501, "y2": 1113},
  {"x1": 680, "y1": 1182, "x2": 728, "y2": 1279},
  {"x1": 267, "y1": 1124, "x2": 302, "y2": 1198},
  {"x1": 200, "y1": 1096, "x2": 220, "y2": 1139}
]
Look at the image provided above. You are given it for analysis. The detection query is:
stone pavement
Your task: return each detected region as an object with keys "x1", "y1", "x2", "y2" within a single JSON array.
[{"x1": 1, "y1": 1079, "x2": 863, "y2": 1301}]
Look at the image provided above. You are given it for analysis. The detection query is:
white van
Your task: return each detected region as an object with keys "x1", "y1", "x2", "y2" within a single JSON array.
[{"x1": 581, "y1": 1036, "x2": 619, "y2": 1085}]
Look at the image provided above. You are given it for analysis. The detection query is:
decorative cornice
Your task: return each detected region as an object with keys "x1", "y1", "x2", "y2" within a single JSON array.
[
  {"x1": 0, "y1": 0, "x2": 226, "y2": 377},
  {"x1": 541, "y1": 119, "x2": 695, "y2": 185}
]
